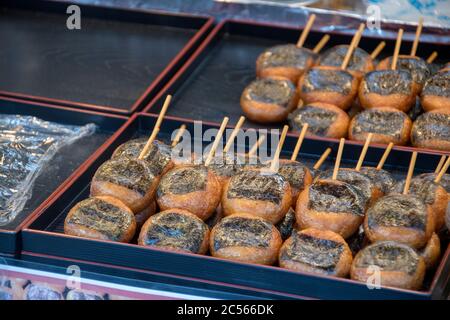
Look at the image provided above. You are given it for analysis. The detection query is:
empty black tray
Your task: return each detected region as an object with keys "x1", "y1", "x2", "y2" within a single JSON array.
[{"x1": 0, "y1": 0, "x2": 213, "y2": 114}]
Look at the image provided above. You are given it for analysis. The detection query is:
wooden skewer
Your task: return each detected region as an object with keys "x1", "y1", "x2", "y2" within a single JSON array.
[
  {"x1": 410, "y1": 17, "x2": 423, "y2": 57},
  {"x1": 312, "y1": 34, "x2": 330, "y2": 54},
  {"x1": 391, "y1": 29, "x2": 404, "y2": 70},
  {"x1": 248, "y1": 135, "x2": 266, "y2": 157},
  {"x1": 290, "y1": 123, "x2": 309, "y2": 161},
  {"x1": 270, "y1": 125, "x2": 289, "y2": 172},
  {"x1": 138, "y1": 128, "x2": 159, "y2": 160},
  {"x1": 138, "y1": 95, "x2": 172, "y2": 159},
  {"x1": 376, "y1": 142, "x2": 394, "y2": 170},
  {"x1": 223, "y1": 116, "x2": 245, "y2": 153},
  {"x1": 434, "y1": 156, "x2": 450, "y2": 184},
  {"x1": 313, "y1": 147, "x2": 332, "y2": 170},
  {"x1": 171, "y1": 124, "x2": 187, "y2": 147},
  {"x1": 296, "y1": 14, "x2": 316, "y2": 48},
  {"x1": 204, "y1": 117, "x2": 229, "y2": 166},
  {"x1": 341, "y1": 23, "x2": 365, "y2": 70},
  {"x1": 355, "y1": 133, "x2": 373, "y2": 171},
  {"x1": 370, "y1": 41, "x2": 386, "y2": 59},
  {"x1": 154, "y1": 95, "x2": 172, "y2": 131},
  {"x1": 332, "y1": 138, "x2": 345, "y2": 180},
  {"x1": 435, "y1": 155, "x2": 447, "y2": 174},
  {"x1": 403, "y1": 151, "x2": 418, "y2": 195},
  {"x1": 426, "y1": 51, "x2": 438, "y2": 64}
]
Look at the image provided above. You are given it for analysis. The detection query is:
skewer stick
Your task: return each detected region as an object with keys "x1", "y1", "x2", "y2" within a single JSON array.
[
  {"x1": 154, "y1": 95, "x2": 172, "y2": 131},
  {"x1": 171, "y1": 124, "x2": 186, "y2": 147},
  {"x1": 204, "y1": 117, "x2": 229, "y2": 166},
  {"x1": 376, "y1": 142, "x2": 394, "y2": 170},
  {"x1": 341, "y1": 23, "x2": 365, "y2": 70},
  {"x1": 296, "y1": 14, "x2": 316, "y2": 48},
  {"x1": 248, "y1": 135, "x2": 266, "y2": 157},
  {"x1": 435, "y1": 155, "x2": 446, "y2": 174},
  {"x1": 370, "y1": 41, "x2": 386, "y2": 59},
  {"x1": 313, "y1": 147, "x2": 332, "y2": 170},
  {"x1": 223, "y1": 116, "x2": 245, "y2": 153},
  {"x1": 138, "y1": 95, "x2": 172, "y2": 159},
  {"x1": 410, "y1": 17, "x2": 423, "y2": 57},
  {"x1": 391, "y1": 29, "x2": 404, "y2": 70},
  {"x1": 355, "y1": 133, "x2": 373, "y2": 171},
  {"x1": 269, "y1": 125, "x2": 289, "y2": 172},
  {"x1": 403, "y1": 151, "x2": 417, "y2": 195},
  {"x1": 291, "y1": 123, "x2": 309, "y2": 161},
  {"x1": 312, "y1": 34, "x2": 330, "y2": 54},
  {"x1": 426, "y1": 51, "x2": 438, "y2": 64},
  {"x1": 435, "y1": 156, "x2": 450, "y2": 184},
  {"x1": 332, "y1": 138, "x2": 345, "y2": 180},
  {"x1": 138, "y1": 128, "x2": 160, "y2": 160}
]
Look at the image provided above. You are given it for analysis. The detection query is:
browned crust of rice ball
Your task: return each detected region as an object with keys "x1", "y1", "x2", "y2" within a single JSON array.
[{"x1": 348, "y1": 107, "x2": 412, "y2": 145}]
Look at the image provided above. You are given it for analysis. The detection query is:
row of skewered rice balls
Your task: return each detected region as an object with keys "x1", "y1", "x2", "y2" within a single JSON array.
[
  {"x1": 63, "y1": 124, "x2": 450, "y2": 291},
  {"x1": 240, "y1": 30, "x2": 450, "y2": 151}
]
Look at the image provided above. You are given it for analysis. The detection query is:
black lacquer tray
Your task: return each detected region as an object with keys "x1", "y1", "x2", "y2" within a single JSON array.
[
  {"x1": 0, "y1": 0, "x2": 213, "y2": 114},
  {"x1": 21, "y1": 113, "x2": 450, "y2": 299}
]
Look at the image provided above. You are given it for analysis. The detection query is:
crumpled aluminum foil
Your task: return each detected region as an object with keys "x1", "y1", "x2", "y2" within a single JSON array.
[{"x1": 0, "y1": 115, "x2": 95, "y2": 226}]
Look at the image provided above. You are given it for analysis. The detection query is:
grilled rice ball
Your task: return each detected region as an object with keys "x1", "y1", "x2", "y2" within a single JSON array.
[
  {"x1": 288, "y1": 102, "x2": 350, "y2": 138},
  {"x1": 156, "y1": 165, "x2": 221, "y2": 221},
  {"x1": 351, "y1": 241, "x2": 426, "y2": 290},
  {"x1": 413, "y1": 172, "x2": 450, "y2": 193},
  {"x1": 222, "y1": 168, "x2": 292, "y2": 224},
  {"x1": 256, "y1": 44, "x2": 317, "y2": 83},
  {"x1": 358, "y1": 167, "x2": 396, "y2": 196},
  {"x1": 64, "y1": 196, "x2": 136, "y2": 243},
  {"x1": 138, "y1": 208, "x2": 209, "y2": 254},
  {"x1": 296, "y1": 179, "x2": 367, "y2": 239},
  {"x1": 241, "y1": 78, "x2": 299, "y2": 123},
  {"x1": 317, "y1": 168, "x2": 381, "y2": 205},
  {"x1": 112, "y1": 138, "x2": 174, "y2": 176},
  {"x1": 348, "y1": 107, "x2": 412, "y2": 145},
  {"x1": 319, "y1": 45, "x2": 374, "y2": 79},
  {"x1": 411, "y1": 108, "x2": 450, "y2": 151},
  {"x1": 390, "y1": 177, "x2": 448, "y2": 231},
  {"x1": 210, "y1": 213, "x2": 282, "y2": 265},
  {"x1": 206, "y1": 153, "x2": 243, "y2": 190},
  {"x1": 298, "y1": 66, "x2": 359, "y2": 110},
  {"x1": 279, "y1": 228, "x2": 353, "y2": 277},
  {"x1": 364, "y1": 193, "x2": 434, "y2": 249},
  {"x1": 377, "y1": 55, "x2": 431, "y2": 94},
  {"x1": 359, "y1": 70, "x2": 416, "y2": 112},
  {"x1": 420, "y1": 70, "x2": 450, "y2": 112}
]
